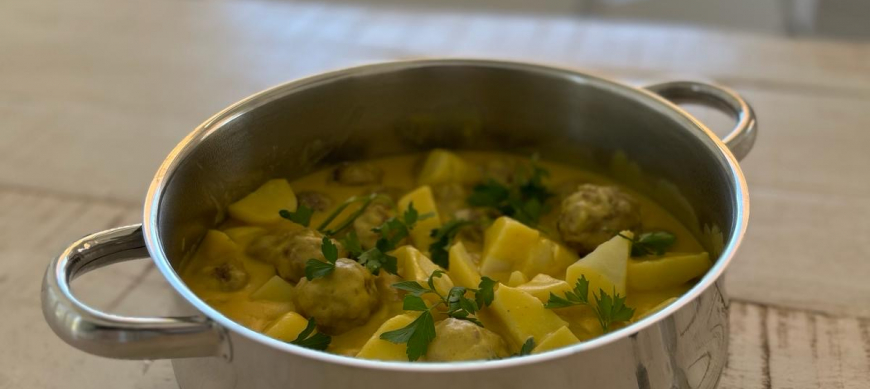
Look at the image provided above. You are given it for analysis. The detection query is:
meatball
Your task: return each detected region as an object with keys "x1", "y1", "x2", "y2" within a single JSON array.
[
  {"x1": 426, "y1": 318, "x2": 509, "y2": 361},
  {"x1": 296, "y1": 190, "x2": 333, "y2": 212},
  {"x1": 294, "y1": 259, "x2": 380, "y2": 334},
  {"x1": 353, "y1": 202, "x2": 394, "y2": 250},
  {"x1": 332, "y1": 162, "x2": 384, "y2": 186},
  {"x1": 247, "y1": 229, "x2": 340, "y2": 283},
  {"x1": 200, "y1": 261, "x2": 249, "y2": 292},
  {"x1": 557, "y1": 184, "x2": 642, "y2": 254}
]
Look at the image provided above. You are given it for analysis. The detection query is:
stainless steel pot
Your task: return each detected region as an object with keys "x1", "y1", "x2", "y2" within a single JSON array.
[{"x1": 42, "y1": 59, "x2": 756, "y2": 389}]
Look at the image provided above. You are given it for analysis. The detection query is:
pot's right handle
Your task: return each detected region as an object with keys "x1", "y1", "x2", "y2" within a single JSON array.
[
  {"x1": 646, "y1": 81, "x2": 758, "y2": 161},
  {"x1": 41, "y1": 224, "x2": 230, "y2": 360}
]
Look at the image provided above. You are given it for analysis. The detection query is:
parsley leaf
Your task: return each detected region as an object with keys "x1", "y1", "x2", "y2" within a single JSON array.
[
  {"x1": 618, "y1": 231, "x2": 677, "y2": 257},
  {"x1": 403, "y1": 202, "x2": 420, "y2": 226},
  {"x1": 402, "y1": 295, "x2": 430, "y2": 311},
  {"x1": 384, "y1": 271, "x2": 495, "y2": 361},
  {"x1": 428, "y1": 219, "x2": 473, "y2": 268},
  {"x1": 594, "y1": 290, "x2": 635, "y2": 332},
  {"x1": 518, "y1": 337, "x2": 535, "y2": 356},
  {"x1": 339, "y1": 231, "x2": 364, "y2": 258},
  {"x1": 279, "y1": 204, "x2": 314, "y2": 227},
  {"x1": 544, "y1": 275, "x2": 635, "y2": 332},
  {"x1": 391, "y1": 280, "x2": 431, "y2": 296},
  {"x1": 380, "y1": 311, "x2": 436, "y2": 362},
  {"x1": 353, "y1": 202, "x2": 425, "y2": 276},
  {"x1": 466, "y1": 159, "x2": 552, "y2": 227},
  {"x1": 304, "y1": 237, "x2": 339, "y2": 280},
  {"x1": 475, "y1": 276, "x2": 497, "y2": 308},
  {"x1": 467, "y1": 180, "x2": 510, "y2": 208},
  {"x1": 290, "y1": 318, "x2": 332, "y2": 351},
  {"x1": 357, "y1": 241, "x2": 398, "y2": 275}
]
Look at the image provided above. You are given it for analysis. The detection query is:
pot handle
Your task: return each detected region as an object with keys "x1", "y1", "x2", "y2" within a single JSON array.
[
  {"x1": 41, "y1": 224, "x2": 230, "y2": 360},
  {"x1": 645, "y1": 81, "x2": 758, "y2": 161}
]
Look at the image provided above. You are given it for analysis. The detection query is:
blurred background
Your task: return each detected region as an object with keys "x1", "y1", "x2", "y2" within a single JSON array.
[
  {"x1": 2, "y1": 1, "x2": 869, "y2": 388},
  {"x1": 314, "y1": 0, "x2": 870, "y2": 39}
]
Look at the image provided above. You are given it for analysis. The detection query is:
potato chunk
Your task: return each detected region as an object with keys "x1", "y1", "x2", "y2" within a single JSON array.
[
  {"x1": 507, "y1": 271, "x2": 528, "y2": 287},
  {"x1": 627, "y1": 252, "x2": 712, "y2": 291},
  {"x1": 356, "y1": 314, "x2": 416, "y2": 361},
  {"x1": 228, "y1": 179, "x2": 297, "y2": 225},
  {"x1": 397, "y1": 186, "x2": 442, "y2": 251},
  {"x1": 417, "y1": 149, "x2": 478, "y2": 186},
  {"x1": 223, "y1": 226, "x2": 268, "y2": 247},
  {"x1": 480, "y1": 217, "x2": 539, "y2": 282},
  {"x1": 516, "y1": 274, "x2": 572, "y2": 304},
  {"x1": 393, "y1": 245, "x2": 454, "y2": 299},
  {"x1": 488, "y1": 285, "x2": 568, "y2": 349},
  {"x1": 250, "y1": 275, "x2": 294, "y2": 302},
  {"x1": 523, "y1": 238, "x2": 579, "y2": 280},
  {"x1": 426, "y1": 318, "x2": 509, "y2": 361},
  {"x1": 447, "y1": 241, "x2": 482, "y2": 289},
  {"x1": 532, "y1": 326, "x2": 580, "y2": 354},
  {"x1": 263, "y1": 311, "x2": 310, "y2": 342},
  {"x1": 566, "y1": 231, "x2": 632, "y2": 297},
  {"x1": 480, "y1": 217, "x2": 576, "y2": 282}
]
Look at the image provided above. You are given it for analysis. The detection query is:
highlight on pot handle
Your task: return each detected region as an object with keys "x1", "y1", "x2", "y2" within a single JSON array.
[
  {"x1": 41, "y1": 224, "x2": 230, "y2": 360},
  {"x1": 645, "y1": 81, "x2": 758, "y2": 161}
]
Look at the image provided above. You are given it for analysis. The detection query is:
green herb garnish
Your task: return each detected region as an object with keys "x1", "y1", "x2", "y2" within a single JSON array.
[
  {"x1": 467, "y1": 158, "x2": 552, "y2": 227},
  {"x1": 382, "y1": 272, "x2": 497, "y2": 361},
  {"x1": 516, "y1": 337, "x2": 535, "y2": 356},
  {"x1": 618, "y1": 231, "x2": 676, "y2": 257},
  {"x1": 303, "y1": 236, "x2": 339, "y2": 280},
  {"x1": 350, "y1": 203, "x2": 429, "y2": 276},
  {"x1": 427, "y1": 219, "x2": 473, "y2": 268},
  {"x1": 379, "y1": 308, "x2": 436, "y2": 362},
  {"x1": 317, "y1": 193, "x2": 394, "y2": 237},
  {"x1": 290, "y1": 318, "x2": 332, "y2": 351},
  {"x1": 279, "y1": 204, "x2": 314, "y2": 227},
  {"x1": 544, "y1": 275, "x2": 635, "y2": 332},
  {"x1": 339, "y1": 231, "x2": 364, "y2": 258}
]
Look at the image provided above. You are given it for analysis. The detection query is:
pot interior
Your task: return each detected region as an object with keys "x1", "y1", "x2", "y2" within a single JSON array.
[{"x1": 155, "y1": 61, "x2": 741, "y2": 271}]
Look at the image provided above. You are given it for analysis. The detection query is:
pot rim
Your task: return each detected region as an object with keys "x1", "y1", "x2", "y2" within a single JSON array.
[{"x1": 143, "y1": 58, "x2": 749, "y2": 372}]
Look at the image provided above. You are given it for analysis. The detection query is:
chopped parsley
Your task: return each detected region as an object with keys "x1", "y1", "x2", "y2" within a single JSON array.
[
  {"x1": 544, "y1": 275, "x2": 635, "y2": 332},
  {"x1": 427, "y1": 219, "x2": 473, "y2": 268},
  {"x1": 303, "y1": 236, "x2": 339, "y2": 281},
  {"x1": 279, "y1": 204, "x2": 314, "y2": 227},
  {"x1": 618, "y1": 231, "x2": 676, "y2": 257},
  {"x1": 467, "y1": 158, "x2": 552, "y2": 227},
  {"x1": 346, "y1": 203, "x2": 430, "y2": 276},
  {"x1": 290, "y1": 318, "x2": 332, "y2": 351},
  {"x1": 516, "y1": 337, "x2": 535, "y2": 356},
  {"x1": 381, "y1": 272, "x2": 497, "y2": 361}
]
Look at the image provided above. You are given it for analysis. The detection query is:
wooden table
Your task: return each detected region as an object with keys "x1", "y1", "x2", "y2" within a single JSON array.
[{"x1": 2, "y1": 1, "x2": 869, "y2": 388}]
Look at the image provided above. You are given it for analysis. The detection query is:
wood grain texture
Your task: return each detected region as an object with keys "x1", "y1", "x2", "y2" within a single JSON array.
[
  {"x1": 0, "y1": 189, "x2": 176, "y2": 389},
  {"x1": 720, "y1": 301, "x2": 870, "y2": 389}
]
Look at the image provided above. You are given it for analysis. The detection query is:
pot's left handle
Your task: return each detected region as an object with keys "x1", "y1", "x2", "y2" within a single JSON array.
[{"x1": 41, "y1": 224, "x2": 230, "y2": 360}]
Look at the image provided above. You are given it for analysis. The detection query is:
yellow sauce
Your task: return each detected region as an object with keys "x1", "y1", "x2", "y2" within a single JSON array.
[{"x1": 180, "y1": 151, "x2": 708, "y2": 359}]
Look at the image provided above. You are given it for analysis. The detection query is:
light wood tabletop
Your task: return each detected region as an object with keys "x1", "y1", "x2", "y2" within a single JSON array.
[{"x1": 2, "y1": 0, "x2": 869, "y2": 388}]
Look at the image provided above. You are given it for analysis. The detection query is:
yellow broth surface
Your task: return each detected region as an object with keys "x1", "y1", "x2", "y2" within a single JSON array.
[{"x1": 180, "y1": 151, "x2": 709, "y2": 361}]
